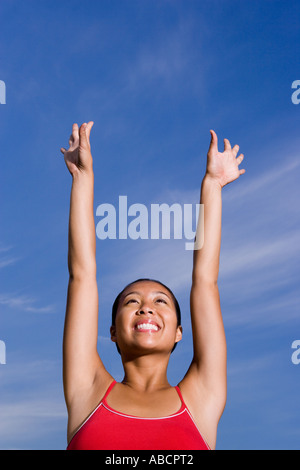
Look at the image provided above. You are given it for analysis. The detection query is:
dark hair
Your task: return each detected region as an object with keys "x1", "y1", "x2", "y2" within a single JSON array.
[{"x1": 111, "y1": 278, "x2": 181, "y2": 354}]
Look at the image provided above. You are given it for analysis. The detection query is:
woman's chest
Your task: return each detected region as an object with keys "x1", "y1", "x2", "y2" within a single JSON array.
[{"x1": 105, "y1": 384, "x2": 183, "y2": 418}]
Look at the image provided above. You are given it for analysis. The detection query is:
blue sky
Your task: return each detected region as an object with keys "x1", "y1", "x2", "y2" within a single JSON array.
[{"x1": 0, "y1": 0, "x2": 299, "y2": 450}]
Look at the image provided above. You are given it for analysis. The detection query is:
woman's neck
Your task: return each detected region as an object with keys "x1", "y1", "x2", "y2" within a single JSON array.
[{"x1": 121, "y1": 353, "x2": 171, "y2": 392}]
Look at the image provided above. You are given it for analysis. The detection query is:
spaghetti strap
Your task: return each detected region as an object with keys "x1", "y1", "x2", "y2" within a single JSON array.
[
  {"x1": 103, "y1": 379, "x2": 117, "y2": 401},
  {"x1": 174, "y1": 384, "x2": 188, "y2": 410}
]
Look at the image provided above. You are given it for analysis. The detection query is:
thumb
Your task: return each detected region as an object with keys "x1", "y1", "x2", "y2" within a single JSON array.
[{"x1": 208, "y1": 129, "x2": 218, "y2": 154}]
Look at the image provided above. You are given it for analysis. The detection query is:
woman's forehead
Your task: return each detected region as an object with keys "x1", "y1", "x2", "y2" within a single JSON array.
[{"x1": 121, "y1": 280, "x2": 171, "y2": 299}]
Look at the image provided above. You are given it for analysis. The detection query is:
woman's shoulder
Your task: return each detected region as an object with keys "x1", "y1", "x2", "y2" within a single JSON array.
[
  {"x1": 67, "y1": 370, "x2": 115, "y2": 443},
  {"x1": 177, "y1": 374, "x2": 219, "y2": 450}
]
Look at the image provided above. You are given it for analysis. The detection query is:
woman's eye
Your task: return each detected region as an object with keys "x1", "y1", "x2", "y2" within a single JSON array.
[{"x1": 125, "y1": 298, "x2": 167, "y2": 305}]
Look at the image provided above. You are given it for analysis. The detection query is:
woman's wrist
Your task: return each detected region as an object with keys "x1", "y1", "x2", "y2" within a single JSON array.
[
  {"x1": 71, "y1": 166, "x2": 94, "y2": 185},
  {"x1": 202, "y1": 173, "x2": 223, "y2": 190}
]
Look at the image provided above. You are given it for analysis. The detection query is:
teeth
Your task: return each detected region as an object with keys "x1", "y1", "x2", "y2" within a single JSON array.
[{"x1": 136, "y1": 323, "x2": 159, "y2": 331}]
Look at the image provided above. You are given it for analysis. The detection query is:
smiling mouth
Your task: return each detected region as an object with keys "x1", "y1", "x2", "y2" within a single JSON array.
[{"x1": 134, "y1": 322, "x2": 160, "y2": 332}]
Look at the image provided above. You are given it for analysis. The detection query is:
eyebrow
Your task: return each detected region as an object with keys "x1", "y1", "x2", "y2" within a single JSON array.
[{"x1": 123, "y1": 290, "x2": 171, "y2": 300}]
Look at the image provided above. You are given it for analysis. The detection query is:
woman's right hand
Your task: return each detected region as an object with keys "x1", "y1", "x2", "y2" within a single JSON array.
[{"x1": 60, "y1": 122, "x2": 94, "y2": 176}]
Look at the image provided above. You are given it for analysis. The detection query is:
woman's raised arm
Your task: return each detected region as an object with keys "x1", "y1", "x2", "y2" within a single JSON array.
[
  {"x1": 179, "y1": 130, "x2": 245, "y2": 449},
  {"x1": 61, "y1": 123, "x2": 112, "y2": 436}
]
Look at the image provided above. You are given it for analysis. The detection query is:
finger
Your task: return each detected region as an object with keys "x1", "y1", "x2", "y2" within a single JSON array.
[
  {"x1": 60, "y1": 147, "x2": 66, "y2": 154},
  {"x1": 239, "y1": 168, "x2": 246, "y2": 176},
  {"x1": 224, "y1": 138, "x2": 232, "y2": 151},
  {"x1": 72, "y1": 123, "x2": 79, "y2": 140},
  {"x1": 79, "y1": 122, "x2": 88, "y2": 147},
  {"x1": 232, "y1": 144, "x2": 239, "y2": 157},
  {"x1": 208, "y1": 129, "x2": 218, "y2": 154},
  {"x1": 85, "y1": 121, "x2": 94, "y2": 142},
  {"x1": 68, "y1": 134, "x2": 74, "y2": 146},
  {"x1": 237, "y1": 154, "x2": 244, "y2": 165}
]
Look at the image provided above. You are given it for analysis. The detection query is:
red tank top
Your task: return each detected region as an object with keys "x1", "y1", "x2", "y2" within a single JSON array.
[{"x1": 67, "y1": 380, "x2": 210, "y2": 450}]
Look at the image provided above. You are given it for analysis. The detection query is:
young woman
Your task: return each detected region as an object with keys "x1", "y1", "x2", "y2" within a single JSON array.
[{"x1": 60, "y1": 122, "x2": 245, "y2": 450}]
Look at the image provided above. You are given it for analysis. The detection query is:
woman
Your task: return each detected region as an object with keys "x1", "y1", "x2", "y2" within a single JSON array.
[{"x1": 60, "y1": 122, "x2": 245, "y2": 450}]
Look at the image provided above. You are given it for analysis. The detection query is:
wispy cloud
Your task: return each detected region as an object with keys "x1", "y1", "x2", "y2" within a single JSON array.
[
  {"x1": 227, "y1": 350, "x2": 283, "y2": 401},
  {"x1": 0, "y1": 293, "x2": 36, "y2": 309},
  {"x1": 0, "y1": 244, "x2": 20, "y2": 269},
  {"x1": 125, "y1": 18, "x2": 199, "y2": 92},
  {"x1": 0, "y1": 398, "x2": 66, "y2": 449},
  {"x1": 0, "y1": 292, "x2": 56, "y2": 314},
  {"x1": 0, "y1": 242, "x2": 57, "y2": 314},
  {"x1": 217, "y1": 155, "x2": 300, "y2": 328},
  {"x1": 0, "y1": 257, "x2": 19, "y2": 269},
  {"x1": 0, "y1": 359, "x2": 66, "y2": 449},
  {"x1": 223, "y1": 156, "x2": 300, "y2": 205}
]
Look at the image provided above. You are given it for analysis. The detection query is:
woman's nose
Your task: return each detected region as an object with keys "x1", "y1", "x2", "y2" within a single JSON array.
[{"x1": 138, "y1": 308, "x2": 153, "y2": 315}]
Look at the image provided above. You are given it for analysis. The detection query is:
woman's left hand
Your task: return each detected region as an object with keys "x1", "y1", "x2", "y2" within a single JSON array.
[
  {"x1": 60, "y1": 122, "x2": 94, "y2": 177},
  {"x1": 205, "y1": 130, "x2": 245, "y2": 188}
]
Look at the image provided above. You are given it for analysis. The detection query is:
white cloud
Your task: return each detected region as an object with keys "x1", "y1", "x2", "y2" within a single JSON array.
[
  {"x1": 216, "y1": 156, "x2": 300, "y2": 327},
  {"x1": 0, "y1": 244, "x2": 20, "y2": 268},
  {"x1": 0, "y1": 359, "x2": 67, "y2": 449},
  {"x1": 222, "y1": 156, "x2": 300, "y2": 205},
  {"x1": 0, "y1": 243, "x2": 57, "y2": 314},
  {"x1": 220, "y1": 230, "x2": 300, "y2": 280},
  {"x1": 0, "y1": 257, "x2": 19, "y2": 269},
  {"x1": 0, "y1": 292, "x2": 56, "y2": 313},
  {"x1": 0, "y1": 398, "x2": 66, "y2": 449},
  {"x1": 125, "y1": 18, "x2": 198, "y2": 91}
]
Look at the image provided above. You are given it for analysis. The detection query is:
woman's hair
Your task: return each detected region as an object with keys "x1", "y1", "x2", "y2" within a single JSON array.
[{"x1": 111, "y1": 278, "x2": 181, "y2": 354}]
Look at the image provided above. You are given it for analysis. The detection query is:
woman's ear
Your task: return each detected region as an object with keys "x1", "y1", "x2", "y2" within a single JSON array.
[
  {"x1": 110, "y1": 325, "x2": 117, "y2": 343},
  {"x1": 175, "y1": 325, "x2": 183, "y2": 344},
  {"x1": 110, "y1": 326, "x2": 122, "y2": 355}
]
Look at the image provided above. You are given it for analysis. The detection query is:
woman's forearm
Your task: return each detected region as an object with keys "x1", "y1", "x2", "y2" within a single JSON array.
[
  {"x1": 192, "y1": 175, "x2": 222, "y2": 284},
  {"x1": 68, "y1": 170, "x2": 96, "y2": 279}
]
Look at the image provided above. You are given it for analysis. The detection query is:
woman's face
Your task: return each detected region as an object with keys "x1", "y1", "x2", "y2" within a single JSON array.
[{"x1": 110, "y1": 280, "x2": 182, "y2": 356}]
